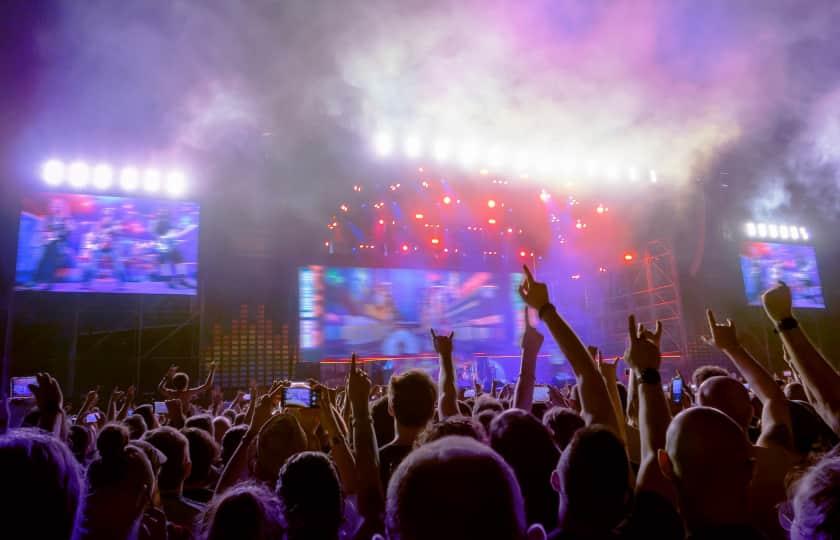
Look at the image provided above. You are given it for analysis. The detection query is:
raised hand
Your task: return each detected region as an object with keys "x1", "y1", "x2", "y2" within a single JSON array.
[
  {"x1": 702, "y1": 309, "x2": 740, "y2": 352},
  {"x1": 521, "y1": 306, "x2": 545, "y2": 351},
  {"x1": 250, "y1": 381, "x2": 285, "y2": 433},
  {"x1": 29, "y1": 372, "x2": 63, "y2": 414},
  {"x1": 166, "y1": 364, "x2": 178, "y2": 378},
  {"x1": 625, "y1": 315, "x2": 662, "y2": 372},
  {"x1": 518, "y1": 265, "x2": 549, "y2": 310},
  {"x1": 347, "y1": 353, "x2": 372, "y2": 410},
  {"x1": 125, "y1": 385, "x2": 135, "y2": 404},
  {"x1": 762, "y1": 281, "x2": 793, "y2": 323},
  {"x1": 430, "y1": 329, "x2": 455, "y2": 356}
]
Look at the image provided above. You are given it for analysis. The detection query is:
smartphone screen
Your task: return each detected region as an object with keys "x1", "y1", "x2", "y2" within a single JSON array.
[
  {"x1": 532, "y1": 385, "x2": 549, "y2": 402},
  {"x1": 10, "y1": 376, "x2": 37, "y2": 398},
  {"x1": 783, "y1": 370, "x2": 792, "y2": 377},
  {"x1": 242, "y1": 393, "x2": 252, "y2": 402},
  {"x1": 463, "y1": 389, "x2": 476, "y2": 398},
  {"x1": 283, "y1": 386, "x2": 319, "y2": 408},
  {"x1": 84, "y1": 412, "x2": 99, "y2": 424},
  {"x1": 154, "y1": 401, "x2": 167, "y2": 415},
  {"x1": 671, "y1": 378, "x2": 683, "y2": 403}
]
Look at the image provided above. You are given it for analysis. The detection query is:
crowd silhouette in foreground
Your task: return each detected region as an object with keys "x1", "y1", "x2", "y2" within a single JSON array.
[{"x1": 1, "y1": 268, "x2": 839, "y2": 539}]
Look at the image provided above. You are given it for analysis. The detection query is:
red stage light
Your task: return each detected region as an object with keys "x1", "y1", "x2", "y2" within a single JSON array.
[
  {"x1": 623, "y1": 253, "x2": 634, "y2": 262},
  {"x1": 443, "y1": 195, "x2": 452, "y2": 205},
  {"x1": 488, "y1": 218, "x2": 496, "y2": 224},
  {"x1": 401, "y1": 244, "x2": 410, "y2": 252},
  {"x1": 378, "y1": 219, "x2": 385, "y2": 225},
  {"x1": 519, "y1": 250, "x2": 527, "y2": 257},
  {"x1": 415, "y1": 213, "x2": 424, "y2": 220},
  {"x1": 487, "y1": 199, "x2": 496, "y2": 208},
  {"x1": 431, "y1": 238, "x2": 440, "y2": 245}
]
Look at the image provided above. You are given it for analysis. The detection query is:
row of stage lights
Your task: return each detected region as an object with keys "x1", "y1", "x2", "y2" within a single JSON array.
[
  {"x1": 371, "y1": 132, "x2": 659, "y2": 183},
  {"x1": 40, "y1": 159, "x2": 188, "y2": 197},
  {"x1": 744, "y1": 222, "x2": 809, "y2": 241}
]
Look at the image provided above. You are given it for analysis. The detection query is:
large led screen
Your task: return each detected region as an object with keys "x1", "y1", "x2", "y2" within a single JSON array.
[
  {"x1": 15, "y1": 192, "x2": 199, "y2": 295},
  {"x1": 299, "y1": 266, "x2": 526, "y2": 361},
  {"x1": 740, "y1": 242, "x2": 824, "y2": 308}
]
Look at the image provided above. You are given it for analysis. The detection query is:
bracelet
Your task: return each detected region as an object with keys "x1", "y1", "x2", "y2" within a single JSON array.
[
  {"x1": 637, "y1": 368, "x2": 662, "y2": 385},
  {"x1": 538, "y1": 303, "x2": 556, "y2": 321},
  {"x1": 775, "y1": 317, "x2": 798, "y2": 334}
]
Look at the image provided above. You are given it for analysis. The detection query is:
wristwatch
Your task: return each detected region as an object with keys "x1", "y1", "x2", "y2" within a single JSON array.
[
  {"x1": 776, "y1": 317, "x2": 799, "y2": 333},
  {"x1": 637, "y1": 368, "x2": 662, "y2": 385}
]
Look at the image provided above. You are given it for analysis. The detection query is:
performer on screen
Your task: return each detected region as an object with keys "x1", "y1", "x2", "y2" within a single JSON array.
[
  {"x1": 81, "y1": 207, "x2": 126, "y2": 288},
  {"x1": 31, "y1": 198, "x2": 74, "y2": 290},
  {"x1": 153, "y1": 208, "x2": 196, "y2": 289}
]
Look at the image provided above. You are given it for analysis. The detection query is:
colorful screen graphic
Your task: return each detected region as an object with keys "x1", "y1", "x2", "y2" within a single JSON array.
[
  {"x1": 298, "y1": 266, "x2": 525, "y2": 362},
  {"x1": 740, "y1": 242, "x2": 824, "y2": 308},
  {"x1": 15, "y1": 192, "x2": 199, "y2": 295}
]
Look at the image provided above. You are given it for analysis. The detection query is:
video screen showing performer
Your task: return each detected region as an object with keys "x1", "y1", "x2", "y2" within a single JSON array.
[
  {"x1": 740, "y1": 242, "x2": 824, "y2": 308},
  {"x1": 15, "y1": 192, "x2": 200, "y2": 295}
]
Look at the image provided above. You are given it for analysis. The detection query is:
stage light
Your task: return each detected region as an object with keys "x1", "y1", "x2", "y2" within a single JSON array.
[
  {"x1": 442, "y1": 195, "x2": 452, "y2": 205},
  {"x1": 487, "y1": 199, "x2": 496, "y2": 208},
  {"x1": 571, "y1": 274, "x2": 581, "y2": 280},
  {"x1": 432, "y1": 139, "x2": 450, "y2": 161},
  {"x1": 403, "y1": 135, "x2": 422, "y2": 158},
  {"x1": 458, "y1": 141, "x2": 479, "y2": 167},
  {"x1": 488, "y1": 218, "x2": 496, "y2": 224},
  {"x1": 378, "y1": 218, "x2": 385, "y2": 225},
  {"x1": 539, "y1": 189, "x2": 551, "y2": 203},
  {"x1": 373, "y1": 132, "x2": 394, "y2": 157},
  {"x1": 650, "y1": 169, "x2": 658, "y2": 183},
  {"x1": 165, "y1": 170, "x2": 186, "y2": 196},
  {"x1": 790, "y1": 226, "x2": 800, "y2": 240},
  {"x1": 628, "y1": 166, "x2": 639, "y2": 182},
  {"x1": 520, "y1": 250, "x2": 527, "y2": 257},
  {"x1": 414, "y1": 213, "x2": 424, "y2": 220},
  {"x1": 143, "y1": 168, "x2": 161, "y2": 192},
  {"x1": 513, "y1": 151, "x2": 530, "y2": 173},
  {"x1": 768, "y1": 224, "x2": 778, "y2": 239},
  {"x1": 757, "y1": 223, "x2": 768, "y2": 238},
  {"x1": 401, "y1": 244, "x2": 409, "y2": 252},
  {"x1": 487, "y1": 146, "x2": 506, "y2": 168},
  {"x1": 800, "y1": 227, "x2": 809, "y2": 241},
  {"x1": 120, "y1": 167, "x2": 139, "y2": 191},
  {"x1": 623, "y1": 253, "x2": 634, "y2": 262},
  {"x1": 431, "y1": 238, "x2": 440, "y2": 245},
  {"x1": 596, "y1": 204, "x2": 606, "y2": 214},
  {"x1": 745, "y1": 222, "x2": 757, "y2": 237},
  {"x1": 779, "y1": 225, "x2": 789, "y2": 239},
  {"x1": 606, "y1": 164, "x2": 619, "y2": 181},
  {"x1": 68, "y1": 161, "x2": 90, "y2": 188},
  {"x1": 91, "y1": 164, "x2": 113, "y2": 190},
  {"x1": 42, "y1": 159, "x2": 65, "y2": 186}
]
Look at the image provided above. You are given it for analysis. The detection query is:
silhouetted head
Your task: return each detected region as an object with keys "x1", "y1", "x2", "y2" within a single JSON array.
[
  {"x1": 68, "y1": 424, "x2": 94, "y2": 464},
  {"x1": 788, "y1": 400, "x2": 840, "y2": 456},
  {"x1": 213, "y1": 416, "x2": 231, "y2": 445},
  {"x1": 542, "y1": 407, "x2": 585, "y2": 451},
  {"x1": 388, "y1": 369, "x2": 437, "y2": 429},
  {"x1": 490, "y1": 409, "x2": 560, "y2": 530},
  {"x1": 183, "y1": 427, "x2": 219, "y2": 487},
  {"x1": 473, "y1": 394, "x2": 504, "y2": 416},
  {"x1": 553, "y1": 425, "x2": 630, "y2": 533},
  {"x1": 791, "y1": 456, "x2": 840, "y2": 540},
  {"x1": 221, "y1": 424, "x2": 248, "y2": 466},
  {"x1": 417, "y1": 415, "x2": 487, "y2": 446},
  {"x1": 124, "y1": 414, "x2": 148, "y2": 440},
  {"x1": 255, "y1": 413, "x2": 307, "y2": 485},
  {"x1": 371, "y1": 395, "x2": 396, "y2": 445},
  {"x1": 0, "y1": 429, "x2": 84, "y2": 539},
  {"x1": 692, "y1": 365, "x2": 729, "y2": 389},
  {"x1": 198, "y1": 482, "x2": 284, "y2": 540},
  {"x1": 698, "y1": 376, "x2": 753, "y2": 430},
  {"x1": 143, "y1": 426, "x2": 191, "y2": 493},
  {"x1": 784, "y1": 382, "x2": 808, "y2": 402},
  {"x1": 172, "y1": 372, "x2": 190, "y2": 391},
  {"x1": 386, "y1": 436, "x2": 530, "y2": 540},
  {"x1": 133, "y1": 403, "x2": 159, "y2": 430},
  {"x1": 276, "y1": 451, "x2": 344, "y2": 540},
  {"x1": 659, "y1": 407, "x2": 755, "y2": 530},
  {"x1": 186, "y1": 414, "x2": 215, "y2": 438}
]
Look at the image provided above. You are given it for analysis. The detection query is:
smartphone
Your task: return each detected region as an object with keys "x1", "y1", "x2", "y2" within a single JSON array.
[
  {"x1": 783, "y1": 370, "x2": 792, "y2": 378},
  {"x1": 464, "y1": 388, "x2": 476, "y2": 398},
  {"x1": 282, "y1": 384, "x2": 319, "y2": 408},
  {"x1": 532, "y1": 385, "x2": 550, "y2": 402},
  {"x1": 671, "y1": 378, "x2": 683, "y2": 404},
  {"x1": 153, "y1": 401, "x2": 167, "y2": 415},
  {"x1": 10, "y1": 376, "x2": 37, "y2": 398},
  {"x1": 242, "y1": 393, "x2": 252, "y2": 402},
  {"x1": 84, "y1": 412, "x2": 99, "y2": 424}
]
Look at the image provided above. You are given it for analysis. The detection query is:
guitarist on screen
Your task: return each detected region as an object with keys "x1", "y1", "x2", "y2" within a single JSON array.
[
  {"x1": 153, "y1": 208, "x2": 196, "y2": 289},
  {"x1": 31, "y1": 198, "x2": 74, "y2": 290}
]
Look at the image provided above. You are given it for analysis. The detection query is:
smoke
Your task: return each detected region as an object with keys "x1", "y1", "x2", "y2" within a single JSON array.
[{"x1": 14, "y1": 0, "x2": 840, "y2": 223}]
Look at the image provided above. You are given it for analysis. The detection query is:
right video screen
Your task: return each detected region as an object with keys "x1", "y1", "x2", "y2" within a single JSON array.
[{"x1": 740, "y1": 242, "x2": 825, "y2": 308}]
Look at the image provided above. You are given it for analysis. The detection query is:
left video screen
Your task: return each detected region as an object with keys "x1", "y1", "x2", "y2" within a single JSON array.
[{"x1": 15, "y1": 192, "x2": 199, "y2": 295}]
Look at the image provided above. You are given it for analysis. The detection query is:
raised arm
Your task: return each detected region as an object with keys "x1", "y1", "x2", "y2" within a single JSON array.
[
  {"x1": 625, "y1": 315, "x2": 675, "y2": 504},
  {"x1": 762, "y1": 282, "x2": 840, "y2": 434},
  {"x1": 116, "y1": 385, "x2": 135, "y2": 421},
  {"x1": 704, "y1": 309, "x2": 793, "y2": 450},
  {"x1": 348, "y1": 353, "x2": 384, "y2": 529},
  {"x1": 313, "y1": 384, "x2": 358, "y2": 495},
  {"x1": 191, "y1": 361, "x2": 218, "y2": 394},
  {"x1": 157, "y1": 364, "x2": 177, "y2": 397},
  {"x1": 596, "y1": 349, "x2": 628, "y2": 444},
  {"x1": 431, "y1": 330, "x2": 458, "y2": 419},
  {"x1": 519, "y1": 265, "x2": 619, "y2": 433},
  {"x1": 513, "y1": 307, "x2": 544, "y2": 412}
]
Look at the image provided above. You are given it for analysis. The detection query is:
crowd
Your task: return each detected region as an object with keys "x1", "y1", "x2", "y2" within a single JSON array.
[{"x1": 1, "y1": 267, "x2": 839, "y2": 539}]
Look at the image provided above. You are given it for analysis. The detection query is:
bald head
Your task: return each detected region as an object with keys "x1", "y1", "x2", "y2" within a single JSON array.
[
  {"x1": 697, "y1": 376, "x2": 753, "y2": 430},
  {"x1": 664, "y1": 407, "x2": 754, "y2": 494}
]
